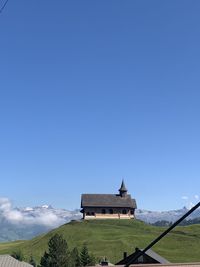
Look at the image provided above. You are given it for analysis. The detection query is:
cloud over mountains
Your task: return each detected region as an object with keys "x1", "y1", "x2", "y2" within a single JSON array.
[
  {"x1": 0, "y1": 197, "x2": 81, "y2": 242},
  {"x1": 0, "y1": 198, "x2": 66, "y2": 227},
  {"x1": 0, "y1": 197, "x2": 80, "y2": 227}
]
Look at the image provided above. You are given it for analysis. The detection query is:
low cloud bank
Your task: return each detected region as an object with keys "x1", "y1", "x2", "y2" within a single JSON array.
[{"x1": 0, "y1": 198, "x2": 66, "y2": 227}]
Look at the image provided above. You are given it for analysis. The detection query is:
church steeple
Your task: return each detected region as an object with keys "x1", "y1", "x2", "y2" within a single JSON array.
[{"x1": 119, "y1": 179, "x2": 128, "y2": 197}]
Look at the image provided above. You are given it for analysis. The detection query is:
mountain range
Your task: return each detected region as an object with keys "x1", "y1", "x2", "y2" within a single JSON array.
[
  {"x1": 0, "y1": 200, "x2": 200, "y2": 242},
  {"x1": 136, "y1": 206, "x2": 200, "y2": 223}
]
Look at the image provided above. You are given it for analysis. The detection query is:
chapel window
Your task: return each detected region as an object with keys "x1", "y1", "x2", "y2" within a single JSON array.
[
  {"x1": 109, "y1": 209, "x2": 113, "y2": 214},
  {"x1": 122, "y1": 209, "x2": 127, "y2": 214}
]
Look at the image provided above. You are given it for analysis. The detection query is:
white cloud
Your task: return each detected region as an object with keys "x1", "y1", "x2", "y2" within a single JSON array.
[
  {"x1": 194, "y1": 195, "x2": 199, "y2": 200},
  {"x1": 0, "y1": 197, "x2": 12, "y2": 211},
  {"x1": 0, "y1": 197, "x2": 65, "y2": 227},
  {"x1": 181, "y1": 196, "x2": 189, "y2": 200}
]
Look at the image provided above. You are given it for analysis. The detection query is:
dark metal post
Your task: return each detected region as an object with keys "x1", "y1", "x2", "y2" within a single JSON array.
[{"x1": 124, "y1": 252, "x2": 127, "y2": 259}]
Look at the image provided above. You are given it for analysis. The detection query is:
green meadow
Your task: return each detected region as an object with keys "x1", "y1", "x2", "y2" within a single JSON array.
[{"x1": 0, "y1": 219, "x2": 200, "y2": 264}]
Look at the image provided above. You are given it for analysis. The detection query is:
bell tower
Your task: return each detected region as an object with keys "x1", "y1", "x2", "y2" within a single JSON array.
[{"x1": 119, "y1": 179, "x2": 128, "y2": 197}]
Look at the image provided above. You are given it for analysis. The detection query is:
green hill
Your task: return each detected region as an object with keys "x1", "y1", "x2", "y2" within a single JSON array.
[{"x1": 0, "y1": 219, "x2": 200, "y2": 264}]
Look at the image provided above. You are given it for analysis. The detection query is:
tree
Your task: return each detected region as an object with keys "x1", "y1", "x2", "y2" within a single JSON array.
[
  {"x1": 80, "y1": 244, "x2": 90, "y2": 266},
  {"x1": 88, "y1": 254, "x2": 96, "y2": 266},
  {"x1": 69, "y1": 247, "x2": 81, "y2": 267},
  {"x1": 11, "y1": 250, "x2": 24, "y2": 261},
  {"x1": 40, "y1": 234, "x2": 69, "y2": 267},
  {"x1": 40, "y1": 251, "x2": 50, "y2": 267},
  {"x1": 29, "y1": 255, "x2": 37, "y2": 267},
  {"x1": 80, "y1": 244, "x2": 96, "y2": 266}
]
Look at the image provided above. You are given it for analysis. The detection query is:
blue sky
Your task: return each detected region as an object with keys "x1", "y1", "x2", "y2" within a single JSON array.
[{"x1": 0, "y1": 0, "x2": 200, "y2": 211}]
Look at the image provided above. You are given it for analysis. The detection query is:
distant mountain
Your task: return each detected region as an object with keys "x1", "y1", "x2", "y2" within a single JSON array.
[
  {"x1": 151, "y1": 217, "x2": 200, "y2": 227},
  {"x1": 0, "y1": 201, "x2": 200, "y2": 242},
  {"x1": 0, "y1": 203, "x2": 81, "y2": 242},
  {"x1": 136, "y1": 207, "x2": 200, "y2": 223}
]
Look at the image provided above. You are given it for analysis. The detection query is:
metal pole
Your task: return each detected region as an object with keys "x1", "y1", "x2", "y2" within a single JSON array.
[{"x1": 125, "y1": 201, "x2": 200, "y2": 267}]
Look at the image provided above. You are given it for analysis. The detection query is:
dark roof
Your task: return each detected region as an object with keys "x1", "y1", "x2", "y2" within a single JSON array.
[
  {"x1": 116, "y1": 249, "x2": 170, "y2": 265},
  {"x1": 145, "y1": 249, "x2": 170, "y2": 264},
  {"x1": 81, "y1": 194, "x2": 137, "y2": 208},
  {"x1": 119, "y1": 180, "x2": 127, "y2": 192}
]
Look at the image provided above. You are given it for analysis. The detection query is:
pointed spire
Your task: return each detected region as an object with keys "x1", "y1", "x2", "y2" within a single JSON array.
[
  {"x1": 120, "y1": 179, "x2": 127, "y2": 191},
  {"x1": 119, "y1": 179, "x2": 128, "y2": 197}
]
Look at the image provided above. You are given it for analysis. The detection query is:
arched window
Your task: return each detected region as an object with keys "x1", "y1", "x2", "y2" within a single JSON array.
[
  {"x1": 109, "y1": 209, "x2": 113, "y2": 214},
  {"x1": 102, "y1": 209, "x2": 106, "y2": 214},
  {"x1": 122, "y1": 209, "x2": 127, "y2": 214}
]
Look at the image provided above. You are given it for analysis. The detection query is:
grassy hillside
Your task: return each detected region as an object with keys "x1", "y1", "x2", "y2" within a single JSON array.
[{"x1": 0, "y1": 219, "x2": 200, "y2": 264}]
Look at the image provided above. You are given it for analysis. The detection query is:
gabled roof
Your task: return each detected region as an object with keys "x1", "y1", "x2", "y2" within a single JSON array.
[
  {"x1": 116, "y1": 248, "x2": 170, "y2": 265},
  {"x1": 0, "y1": 255, "x2": 33, "y2": 267},
  {"x1": 81, "y1": 194, "x2": 137, "y2": 208},
  {"x1": 145, "y1": 249, "x2": 170, "y2": 264}
]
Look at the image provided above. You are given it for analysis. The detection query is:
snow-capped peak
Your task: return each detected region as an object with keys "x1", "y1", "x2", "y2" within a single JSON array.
[
  {"x1": 24, "y1": 207, "x2": 34, "y2": 211},
  {"x1": 41, "y1": 205, "x2": 51, "y2": 209}
]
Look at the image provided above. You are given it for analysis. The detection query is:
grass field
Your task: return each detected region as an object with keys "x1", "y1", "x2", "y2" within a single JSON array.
[{"x1": 0, "y1": 219, "x2": 200, "y2": 264}]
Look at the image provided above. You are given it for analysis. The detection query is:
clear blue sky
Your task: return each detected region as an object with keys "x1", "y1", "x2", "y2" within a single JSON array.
[{"x1": 0, "y1": 0, "x2": 200, "y2": 211}]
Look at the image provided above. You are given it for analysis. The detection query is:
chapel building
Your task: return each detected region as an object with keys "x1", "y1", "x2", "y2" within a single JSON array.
[{"x1": 81, "y1": 180, "x2": 137, "y2": 220}]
